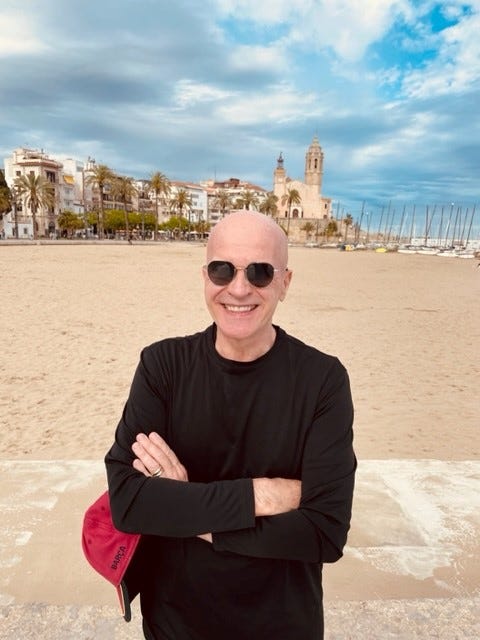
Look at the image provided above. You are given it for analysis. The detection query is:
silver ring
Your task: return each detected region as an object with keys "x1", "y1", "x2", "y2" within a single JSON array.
[{"x1": 151, "y1": 466, "x2": 164, "y2": 478}]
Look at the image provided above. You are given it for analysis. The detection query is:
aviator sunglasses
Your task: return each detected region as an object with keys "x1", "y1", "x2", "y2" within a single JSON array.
[{"x1": 206, "y1": 261, "x2": 284, "y2": 288}]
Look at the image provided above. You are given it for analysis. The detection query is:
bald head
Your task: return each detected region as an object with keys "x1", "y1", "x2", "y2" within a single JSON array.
[{"x1": 207, "y1": 211, "x2": 288, "y2": 267}]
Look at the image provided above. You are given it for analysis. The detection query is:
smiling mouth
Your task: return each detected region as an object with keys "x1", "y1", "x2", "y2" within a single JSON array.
[{"x1": 223, "y1": 304, "x2": 257, "y2": 312}]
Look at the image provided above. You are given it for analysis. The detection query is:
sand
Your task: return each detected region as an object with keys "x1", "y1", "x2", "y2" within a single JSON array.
[
  {"x1": 1, "y1": 242, "x2": 478, "y2": 461},
  {"x1": 0, "y1": 241, "x2": 479, "y2": 638}
]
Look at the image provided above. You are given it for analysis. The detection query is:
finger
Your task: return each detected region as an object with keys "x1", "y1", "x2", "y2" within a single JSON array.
[
  {"x1": 132, "y1": 458, "x2": 151, "y2": 477},
  {"x1": 133, "y1": 435, "x2": 187, "y2": 480},
  {"x1": 148, "y1": 433, "x2": 189, "y2": 480},
  {"x1": 144, "y1": 433, "x2": 185, "y2": 478},
  {"x1": 132, "y1": 439, "x2": 168, "y2": 475},
  {"x1": 148, "y1": 432, "x2": 182, "y2": 466}
]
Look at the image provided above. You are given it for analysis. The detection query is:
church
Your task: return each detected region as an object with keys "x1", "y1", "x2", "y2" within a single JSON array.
[{"x1": 273, "y1": 136, "x2": 332, "y2": 219}]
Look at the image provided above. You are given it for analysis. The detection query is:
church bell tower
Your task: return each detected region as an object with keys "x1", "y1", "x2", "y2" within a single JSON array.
[
  {"x1": 304, "y1": 135, "x2": 323, "y2": 193},
  {"x1": 273, "y1": 151, "x2": 286, "y2": 200}
]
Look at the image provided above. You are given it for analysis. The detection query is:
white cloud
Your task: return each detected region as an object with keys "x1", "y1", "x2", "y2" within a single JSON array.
[
  {"x1": 216, "y1": 82, "x2": 322, "y2": 125},
  {"x1": 348, "y1": 109, "x2": 436, "y2": 169},
  {"x1": 173, "y1": 80, "x2": 232, "y2": 108},
  {"x1": 0, "y1": 11, "x2": 49, "y2": 56},
  {"x1": 215, "y1": 0, "x2": 411, "y2": 62},
  {"x1": 214, "y1": 0, "x2": 294, "y2": 23},
  {"x1": 402, "y1": 11, "x2": 480, "y2": 97},
  {"x1": 228, "y1": 44, "x2": 287, "y2": 71},
  {"x1": 289, "y1": 0, "x2": 411, "y2": 62}
]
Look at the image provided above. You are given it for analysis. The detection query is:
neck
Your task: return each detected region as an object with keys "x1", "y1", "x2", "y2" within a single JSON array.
[{"x1": 215, "y1": 326, "x2": 276, "y2": 362}]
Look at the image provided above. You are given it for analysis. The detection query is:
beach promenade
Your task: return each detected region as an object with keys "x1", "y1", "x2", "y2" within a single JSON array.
[{"x1": 1, "y1": 243, "x2": 479, "y2": 638}]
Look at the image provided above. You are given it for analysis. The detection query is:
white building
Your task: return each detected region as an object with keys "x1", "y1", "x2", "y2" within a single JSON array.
[
  {"x1": 4, "y1": 148, "x2": 63, "y2": 238},
  {"x1": 200, "y1": 177, "x2": 268, "y2": 225},
  {"x1": 169, "y1": 180, "x2": 208, "y2": 224},
  {"x1": 2, "y1": 149, "x2": 101, "y2": 238}
]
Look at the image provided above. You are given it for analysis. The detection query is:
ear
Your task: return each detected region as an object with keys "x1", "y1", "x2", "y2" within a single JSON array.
[{"x1": 279, "y1": 269, "x2": 292, "y2": 301}]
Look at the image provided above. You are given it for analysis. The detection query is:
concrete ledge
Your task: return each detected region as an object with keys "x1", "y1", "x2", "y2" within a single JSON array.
[{"x1": 1, "y1": 460, "x2": 479, "y2": 637}]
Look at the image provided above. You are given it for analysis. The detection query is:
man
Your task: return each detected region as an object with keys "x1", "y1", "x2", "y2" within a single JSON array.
[{"x1": 105, "y1": 210, "x2": 356, "y2": 639}]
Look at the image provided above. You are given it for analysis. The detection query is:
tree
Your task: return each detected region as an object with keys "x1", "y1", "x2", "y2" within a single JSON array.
[
  {"x1": 111, "y1": 176, "x2": 138, "y2": 239},
  {"x1": 57, "y1": 211, "x2": 83, "y2": 237},
  {"x1": 170, "y1": 188, "x2": 192, "y2": 217},
  {"x1": 212, "y1": 189, "x2": 232, "y2": 218},
  {"x1": 13, "y1": 173, "x2": 54, "y2": 239},
  {"x1": 281, "y1": 188, "x2": 301, "y2": 237},
  {"x1": 193, "y1": 220, "x2": 211, "y2": 238},
  {"x1": 0, "y1": 171, "x2": 11, "y2": 215},
  {"x1": 104, "y1": 209, "x2": 127, "y2": 234},
  {"x1": 170, "y1": 188, "x2": 193, "y2": 234},
  {"x1": 324, "y1": 220, "x2": 338, "y2": 242},
  {"x1": 259, "y1": 192, "x2": 279, "y2": 217},
  {"x1": 301, "y1": 221, "x2": 315, "y2": 241},
  {"x1": 343, "y1": 214, "x2": 353, "y2": 242},
  {"x1": 237, "y1": 190, "x2": 258, "y2": 211},
  {"x1": 149, "y1": 171, "x2": 170, "y2": 240},
  {"x1": 84, "y1": 164, "x2": 115, "y2": 239},
  {"x1": 162, "y1": 215, "x2": 189, "y2": 239},
  {"x1": 0, "y1": 186, "x2": 11, "y2": 215}
]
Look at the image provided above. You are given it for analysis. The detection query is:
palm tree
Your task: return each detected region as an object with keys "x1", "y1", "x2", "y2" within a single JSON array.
[
  {"x1": 238, "y1": 190, "x2": 258, "y2": 211},
  {"x1": 325, "y1": 220, "x2": 338, "y2": 243},
  {"x1": 213, "y1": 189, "x2": 232, "y2": 218},
  {"x1": 301, "y1": 221, "x2": 316, "y2": 242},
  {"x1": 170, "y1": 188, "x2": 193, "y2": 235},
  {"x1": 343, "y1": 214, "x2": 353, "y2": 242},
  {"x1": 14, "y1": 173, "x2": 54, "y2": 239},
  {"x1": 84, "y1": 164, "x2": 115, "y2": 239},
  {"x1": 170, "y1": 188, "x2": 192, "y2": 217},
  {"x1": 111, "y1": 176, "x2": 138, "y2": 239},
  {"x1": 259, "y1": 192, "x2": 279, "y2": 217},
  {"x1": 281, "y1": 188, "x2": 301, "y2": 237},
  {"x1": 149, "y1": 171, "x2": 170, "y2": 240}
]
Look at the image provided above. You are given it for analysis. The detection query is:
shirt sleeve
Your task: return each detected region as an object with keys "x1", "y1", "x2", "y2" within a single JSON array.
[
  {"x1": 105, "y1": 346, "x2": 255, "y2": 537},
  {"x1": 211, "y1": 361, "x2": 356, "y2": 564}
]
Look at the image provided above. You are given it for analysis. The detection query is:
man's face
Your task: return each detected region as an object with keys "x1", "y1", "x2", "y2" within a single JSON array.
[{"x1": 203, "y1": 216, "x2": 292, "y2": 355}]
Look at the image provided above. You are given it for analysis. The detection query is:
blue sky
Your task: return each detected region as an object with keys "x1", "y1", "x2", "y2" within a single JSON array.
[{"x1": 0, "y1": 0, "x2": 479, "y2": 234}]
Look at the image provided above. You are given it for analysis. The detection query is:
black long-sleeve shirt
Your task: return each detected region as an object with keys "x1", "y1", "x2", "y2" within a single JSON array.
[{"x1": 105, "y1": 324, "x2": 356, "y2": 640}]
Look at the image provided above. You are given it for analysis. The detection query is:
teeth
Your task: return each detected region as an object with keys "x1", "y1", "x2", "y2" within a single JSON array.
[{"x1": 224, "y1": 305, "x2": 255, "y2": 312}]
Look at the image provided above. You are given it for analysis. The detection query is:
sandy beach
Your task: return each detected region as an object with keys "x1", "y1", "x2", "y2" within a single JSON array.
[
  {"x1": 1, "y1": 242, "x2": 478, "y2": 461},
  {"x1": 1, "y1": 242, "x2": 479, "y2": 638}
]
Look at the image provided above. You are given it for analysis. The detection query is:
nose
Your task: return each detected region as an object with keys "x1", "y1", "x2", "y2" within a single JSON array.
[{"x1": 227, "y1": 268, "x2": 252, "y2": 295}]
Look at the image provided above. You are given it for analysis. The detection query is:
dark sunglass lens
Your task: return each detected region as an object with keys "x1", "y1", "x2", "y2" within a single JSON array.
[
  {"x1": 247, "y1": 263, "x2": 274, "y2": 287},
  {"x1": 208, "y1": 261, "x2": 234, "y2": 285}
]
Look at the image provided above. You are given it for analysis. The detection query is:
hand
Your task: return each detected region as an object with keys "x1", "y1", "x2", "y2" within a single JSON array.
[
  {"x1": 197, "y1": 532, "x2": 212, "y2": 543},
  {"x1": 132, "y1": 432, "x2": 188, "y2": 481},
  {"x1": 253, "y1": 478, "x2": 301, "y2": 517}
]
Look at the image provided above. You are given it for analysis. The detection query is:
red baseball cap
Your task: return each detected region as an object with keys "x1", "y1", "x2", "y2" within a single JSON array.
[{"x1": 82, "y1": 491, "x2": 141, "y2": 621}]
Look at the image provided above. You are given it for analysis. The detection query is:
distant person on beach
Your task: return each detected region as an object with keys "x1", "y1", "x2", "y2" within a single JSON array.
[{"x1": 105, "y1": 210, "x2": 356, "y2": 640}]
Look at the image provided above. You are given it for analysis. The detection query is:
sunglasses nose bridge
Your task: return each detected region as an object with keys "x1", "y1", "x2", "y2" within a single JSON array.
[{"x1": 229, "y1": 266, "x2": 252, "y2": 288}]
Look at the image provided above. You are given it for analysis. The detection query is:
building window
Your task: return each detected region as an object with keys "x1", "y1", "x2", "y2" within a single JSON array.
[{"x1": 46, "y1": 171, "x2": 56, "y2": 183}]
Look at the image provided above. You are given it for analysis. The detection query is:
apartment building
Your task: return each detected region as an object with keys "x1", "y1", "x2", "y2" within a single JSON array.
[
  {"x1": 4, "y1": 148, "x2": 63, "y2": 238},
  {"x1": 201, "y1": 177, "x2": 268, "y2": 224}
]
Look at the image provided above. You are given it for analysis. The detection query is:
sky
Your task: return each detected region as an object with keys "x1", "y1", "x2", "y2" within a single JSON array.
[{"x1": 1, "y1": 0, "x2": 479, "y2": 234}]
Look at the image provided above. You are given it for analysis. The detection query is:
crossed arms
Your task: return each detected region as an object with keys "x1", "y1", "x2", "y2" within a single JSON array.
[
  {"x1": 105, "y1": 343, "x2": 355, "y2": 564},
  {"x1": 132, "y1": 431, "x2": 302, "y2": 542}
]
